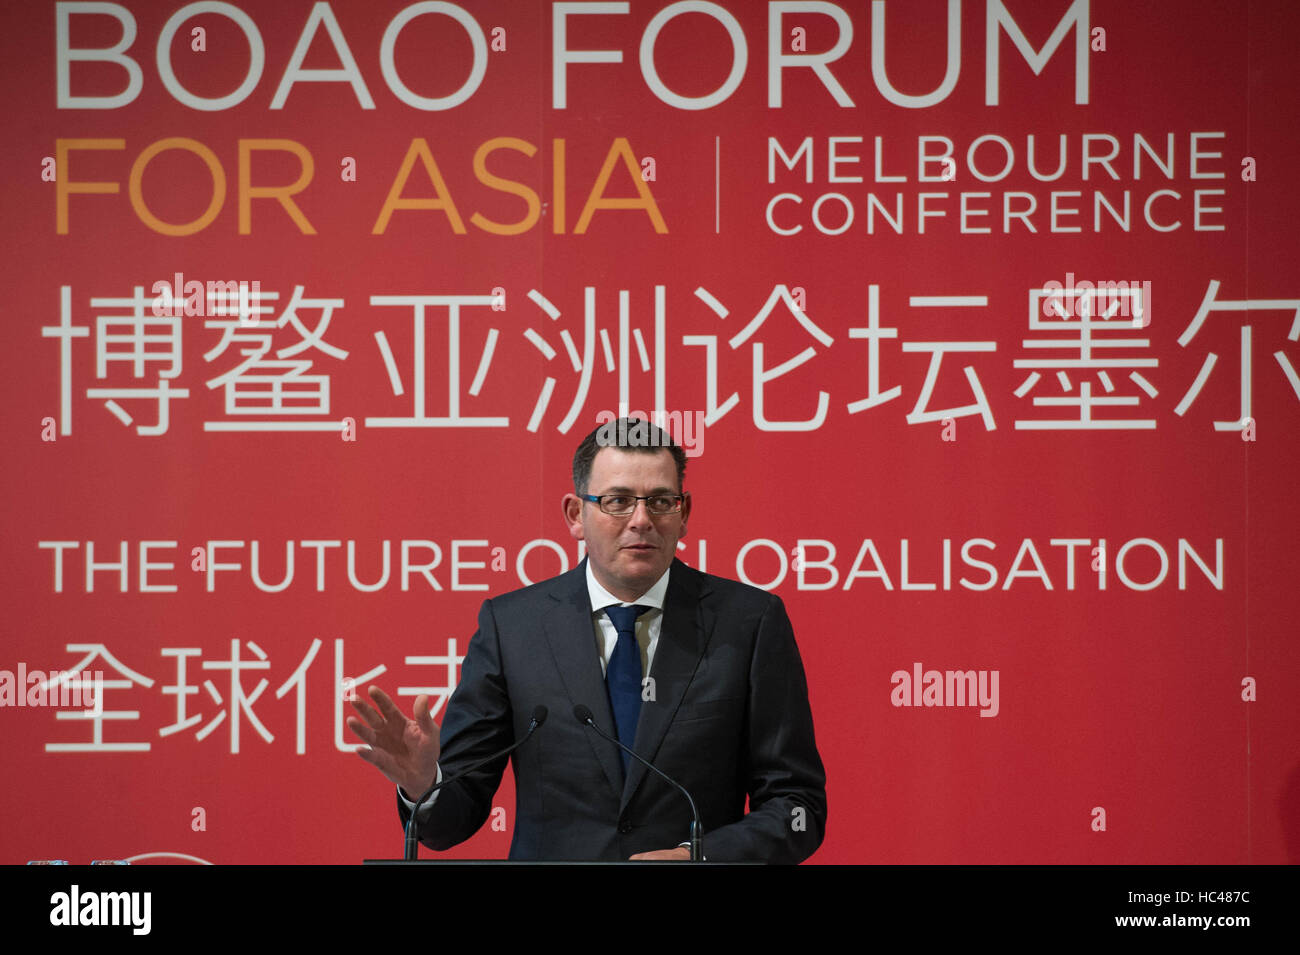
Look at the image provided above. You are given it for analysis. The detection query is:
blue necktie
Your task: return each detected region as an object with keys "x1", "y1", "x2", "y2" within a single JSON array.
[{"x1": 604, "y1": 604, "x2": 649, "y2": 775}]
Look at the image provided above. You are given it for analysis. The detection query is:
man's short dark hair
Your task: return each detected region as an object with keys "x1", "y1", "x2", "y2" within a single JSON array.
[{"x1": 573, "y1": 416, "x2": 687, "y2": 495}]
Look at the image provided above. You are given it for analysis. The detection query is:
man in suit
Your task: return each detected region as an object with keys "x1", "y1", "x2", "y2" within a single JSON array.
[{"x1": 348, "y1": 417, "x2": 826, "y2": 862}]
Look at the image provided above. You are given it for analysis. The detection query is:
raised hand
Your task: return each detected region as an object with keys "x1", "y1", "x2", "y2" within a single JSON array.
[{"x1": 347, "y1": 685, "x2": 441, "y2": 799}]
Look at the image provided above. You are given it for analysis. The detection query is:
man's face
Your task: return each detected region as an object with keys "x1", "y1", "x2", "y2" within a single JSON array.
[{"x1": 563, "y1": 447, "x2": 691, "y2": 602}]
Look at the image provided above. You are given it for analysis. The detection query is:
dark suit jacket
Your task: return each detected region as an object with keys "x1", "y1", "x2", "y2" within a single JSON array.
[{"x1": 397, "y1": 557, "x2": 827, "y2": 862}]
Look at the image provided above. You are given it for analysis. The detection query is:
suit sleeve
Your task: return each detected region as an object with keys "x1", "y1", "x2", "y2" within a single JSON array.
[
  {"x1": 396, "y1": 598, "x2": 514, "y2": 850},
  {"x1": 704, "y1": 594, "x2": 827, "y2": 864}
]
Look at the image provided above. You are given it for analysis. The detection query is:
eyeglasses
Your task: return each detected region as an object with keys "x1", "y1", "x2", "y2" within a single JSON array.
[{"x1": 582, "y1": 493, "x2": 684, "y2": 516}]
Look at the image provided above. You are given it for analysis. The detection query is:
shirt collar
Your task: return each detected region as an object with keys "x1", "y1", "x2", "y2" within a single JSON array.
[{"x1": 585, "y1": 560, "x2": 671, "y2": 614}]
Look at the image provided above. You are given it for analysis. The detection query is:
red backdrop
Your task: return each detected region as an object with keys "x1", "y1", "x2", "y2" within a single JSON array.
[{"x1": 3, "y1": 0, "x2": 1297, "y2": 864}]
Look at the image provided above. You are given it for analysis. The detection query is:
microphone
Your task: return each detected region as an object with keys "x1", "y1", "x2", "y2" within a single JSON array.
[
  {"x1": 572, "y1": 704, "x2": 703, "y2": 861},
  {"x1": 404, "y1": 705, "x2": 548, "y2": 861}
]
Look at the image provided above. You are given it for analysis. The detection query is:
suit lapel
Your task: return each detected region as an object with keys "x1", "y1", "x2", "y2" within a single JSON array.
[
  {"x1": 542, "y1": 558, "x2": 624, "y2": 797},
  {"x1": 621, "y1": 559, "x2": 714, "y2": 810}
]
